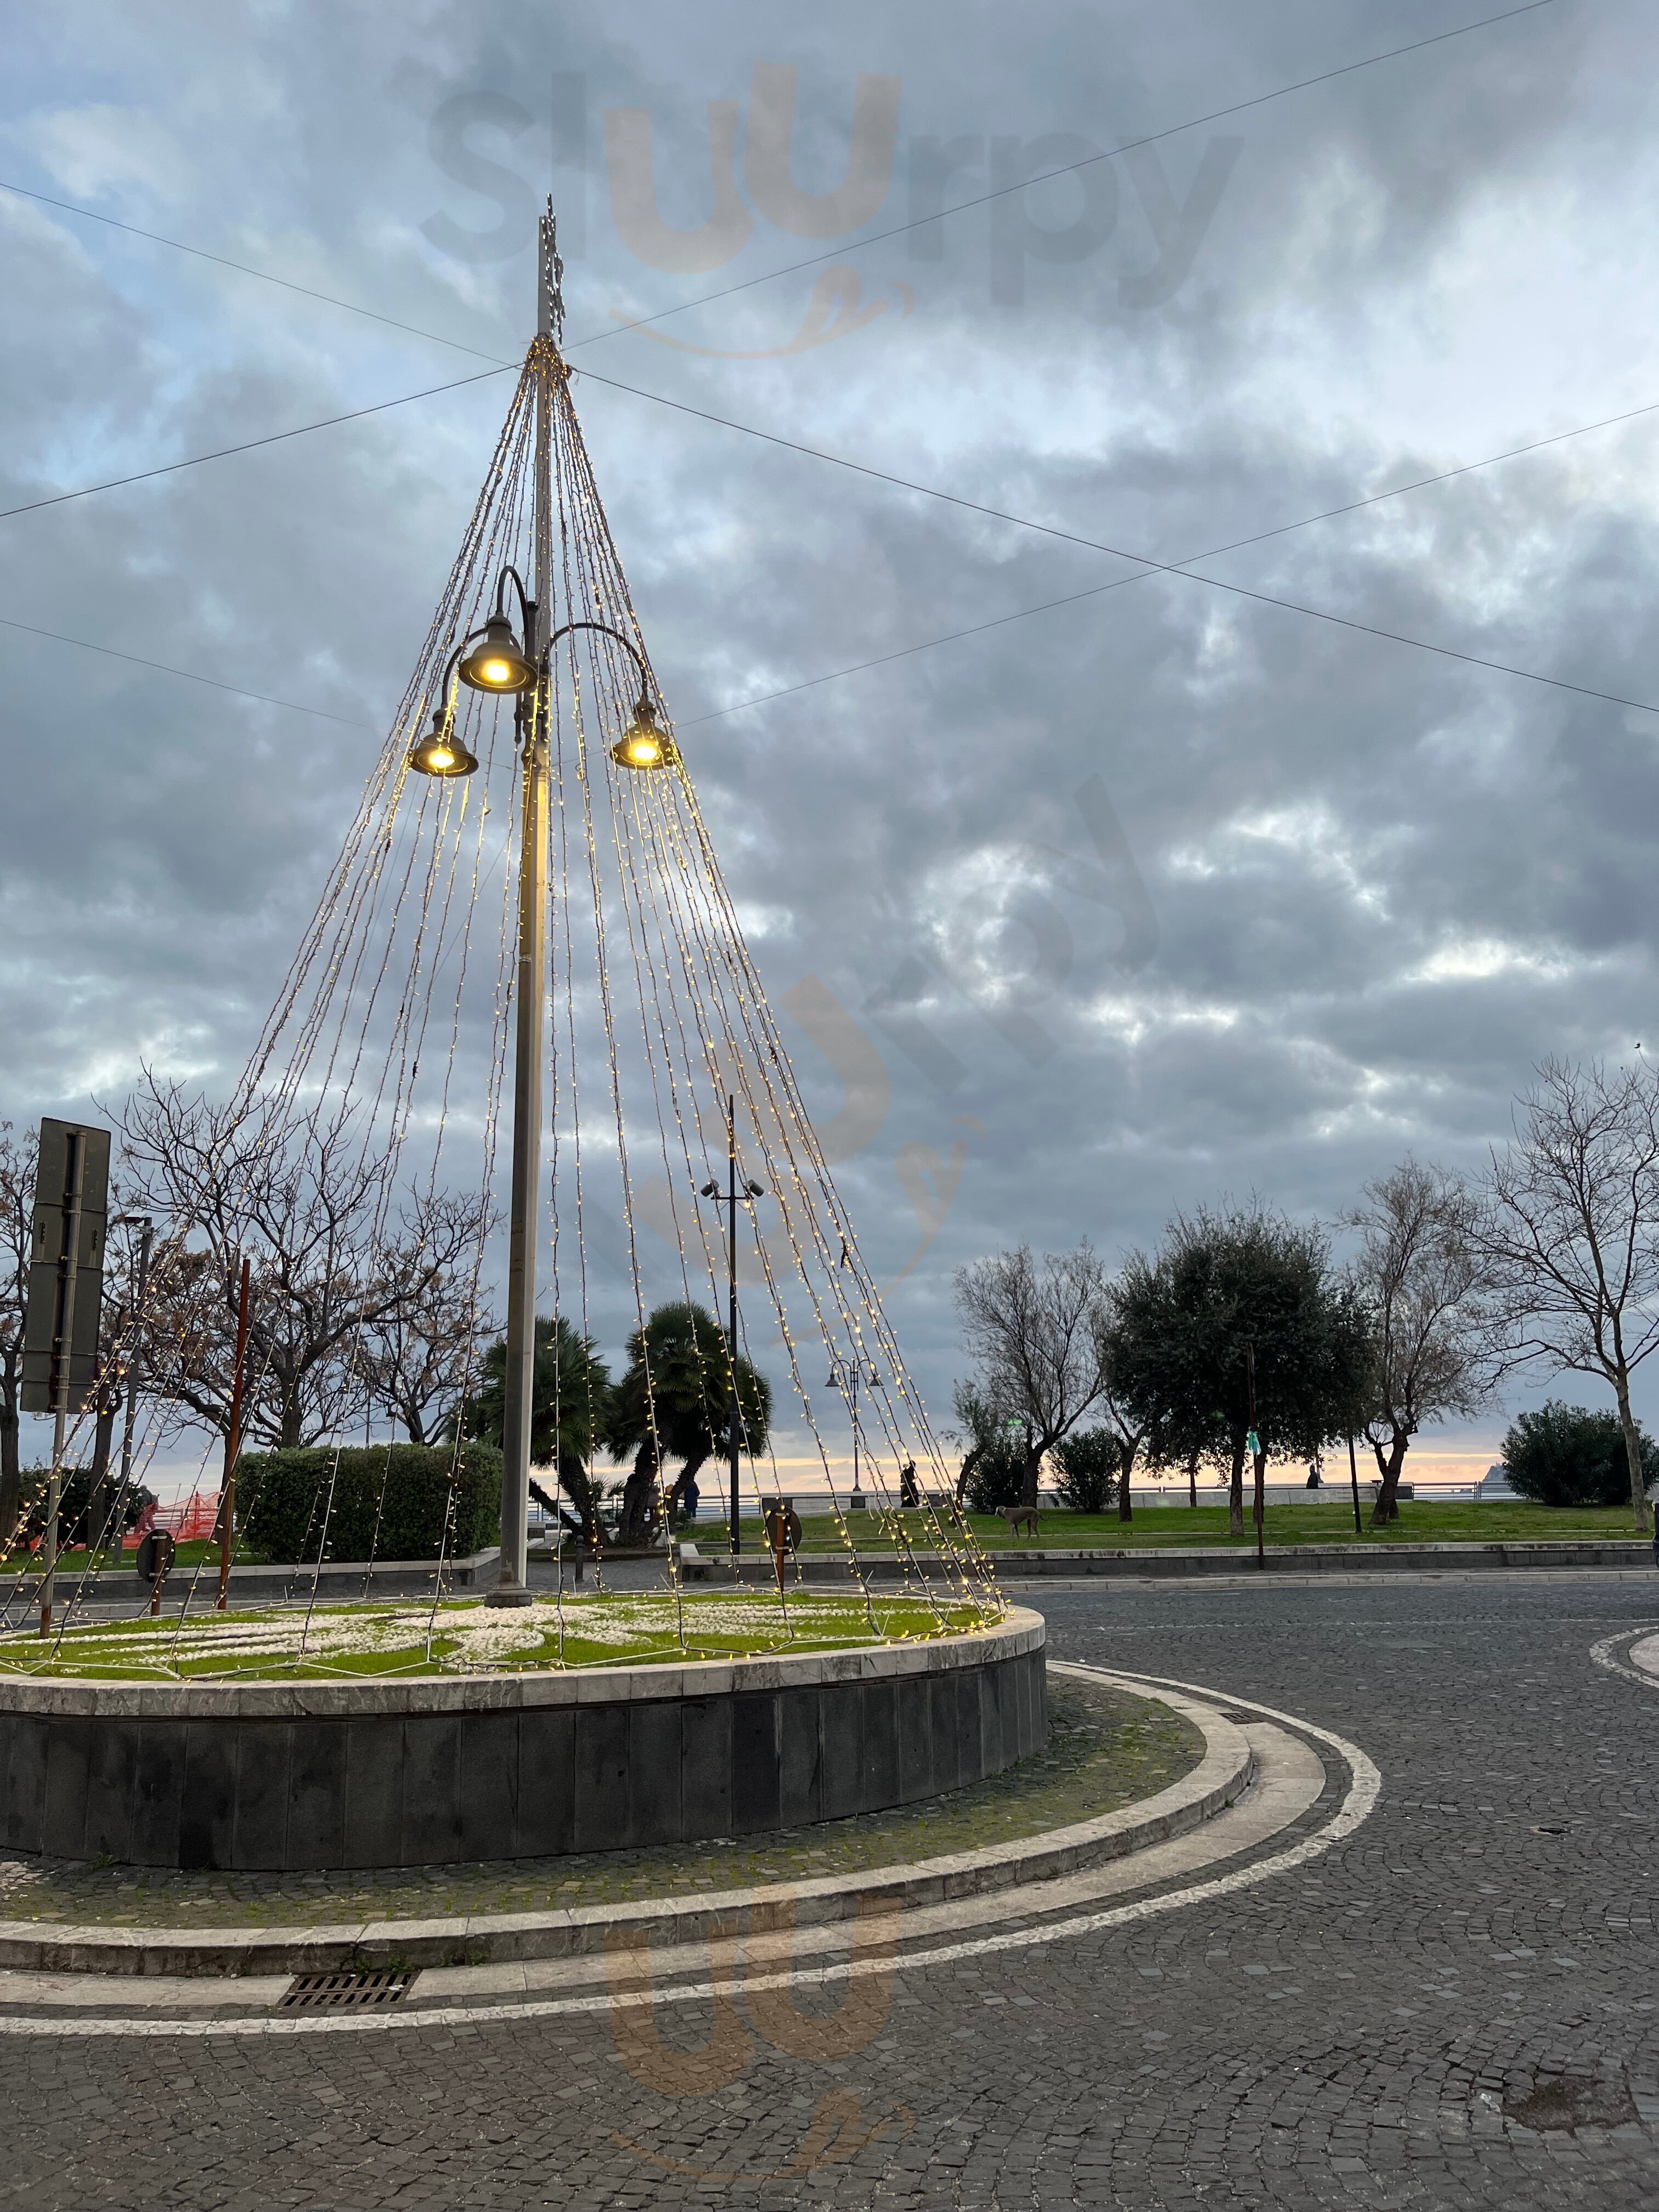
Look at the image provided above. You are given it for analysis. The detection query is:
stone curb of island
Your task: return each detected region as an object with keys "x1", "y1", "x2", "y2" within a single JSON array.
[{"x1": 0, "y1": 1667, "x2": 1252, "y2": 1979}]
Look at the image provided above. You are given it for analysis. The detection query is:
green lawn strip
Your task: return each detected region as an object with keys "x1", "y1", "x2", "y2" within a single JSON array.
[
  {"x1": 0, "y1": 1677, "x2": 1198, "y2": 1928},
  {"x1": 0, "y1": 1592, "x2": 991, "y2": 1681},
  {"x1": 742, "y1": 1501, "x2": 1646, "y2": 1553},
  {"x1": 5, "y1": 1500, "x2": 1637, "y2": 1581}
]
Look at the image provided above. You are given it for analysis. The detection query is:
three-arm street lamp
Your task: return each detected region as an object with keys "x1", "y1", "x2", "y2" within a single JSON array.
[
  {"x1": 826, "y1": 1360, "x2": 881, "y2": 1510},
  {"x1": 404, "y1": 221, "x2": 678, "y2": 1605},
  {"x1": 699, "y1": 1095, "x2": 764, "y2": 1556}
]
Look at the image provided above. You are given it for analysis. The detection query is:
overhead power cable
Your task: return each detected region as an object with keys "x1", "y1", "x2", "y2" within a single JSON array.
[
  {"x1": 578, "y1": 369, "x2": 1659, "y2": 719},
  {"x1": 0, "y1": 180, "x2": 511, "y2": 364},
  {"x1": 685, "y1": 563, "x2": 1659, "y2": 727},
  {"x1": 582, "y1": 371, "x2": 1659, "y2": 572},
  {"x1": 0, "y1": 366, "x2": 512, "y2": 522},
  {"x1": 0, "y1": 613, "x2": 375, "y2": 725},
  {"x1": 6, "y1": 382, "x2": 1655, "y2": 728},
  {"x1": 565, "y1": 1, "x2": 1559, "y2": 351},
  {"x1": 0, "y1": 1, "x2": 1560, "y2": 539},
  {"x1": 9, "y1": 330, "x2": 1652, "y2": 716},
  {"x1": 0, "y1": 2, "x2": 1556, "y2": 366}
]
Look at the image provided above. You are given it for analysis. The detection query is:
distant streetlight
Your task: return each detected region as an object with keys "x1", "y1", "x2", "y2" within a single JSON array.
[
  {"x1": 827, "y1": 1360, "x2": 881, "y2": 1508},
  {"x1": 699, "y1": 1094, "x2": 764, "y2": 1555}
]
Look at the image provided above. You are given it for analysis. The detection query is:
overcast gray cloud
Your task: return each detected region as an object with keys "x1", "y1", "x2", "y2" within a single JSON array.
[{"x1": 4, "y1": 0, "x2": 1657, "y2": 1480}]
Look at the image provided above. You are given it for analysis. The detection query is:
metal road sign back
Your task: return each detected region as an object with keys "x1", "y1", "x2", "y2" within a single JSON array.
[{"x1": 20, "y1": 1117, "x2": 111, "y2": 1414}]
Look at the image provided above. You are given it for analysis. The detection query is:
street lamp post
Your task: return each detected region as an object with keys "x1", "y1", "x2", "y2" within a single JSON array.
[
  {"x1": 699, "y1": 1094, "x2": 764, "y2": 1556},
  {"x1": 406, "y1": 214, "x2": 672, "y2": 1609},
  {"x1": 827, "y1": 1361, "x2": 880, "y2": 1510}
]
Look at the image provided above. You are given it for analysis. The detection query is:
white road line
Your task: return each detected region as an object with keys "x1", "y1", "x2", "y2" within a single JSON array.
[{"x1": 0, "y1": 1664, "x2": 1379, "y2": 2039}]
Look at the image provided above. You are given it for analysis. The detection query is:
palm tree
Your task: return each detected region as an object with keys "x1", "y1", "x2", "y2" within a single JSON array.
[
  {"x1": 606, "y1": 1301, "x2": 771, "y2": 1544},
  {"x1": 461, "y1": 1315, "x2": 611, "y2": 1532}
]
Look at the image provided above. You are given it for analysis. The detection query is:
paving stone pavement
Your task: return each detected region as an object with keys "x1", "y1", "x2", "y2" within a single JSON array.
[{"x1": 7, "y1": 1571, "x2": 1659, "y2": 2209}]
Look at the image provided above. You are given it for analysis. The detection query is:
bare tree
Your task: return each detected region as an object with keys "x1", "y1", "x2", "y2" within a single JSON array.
[
  {"x1": 1345, "y1": 1160, "x2": 1494, "y2": 1527},
  {"x1": 1475, "y1": 1057, "x2": 1659, "y2": 1532},
  {"x1": 954, "y1": 1242, "x2": 1115, "y2": 1508},
  {"x1": 360, "y1": 1198, "x2": 498, "y2": 1443},
  {"x1": 119, "y1": 1077, "x2": 490, "y2": 1451},
  {"x1": 0, "y1": 1124, "x2": 36, "y2": 1541}
]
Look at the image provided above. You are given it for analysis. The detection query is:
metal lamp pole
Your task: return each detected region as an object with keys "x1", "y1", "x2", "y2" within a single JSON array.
[
  {"x1": 701, "y1": 1096, "x2": 763, "y2": 1556},
  {"x1": 828, "y1": 1362, "x2": 880, "y2": 1506},
  {"x1": 405, "y1": 211, "x2": 667, "y2": 1606}
]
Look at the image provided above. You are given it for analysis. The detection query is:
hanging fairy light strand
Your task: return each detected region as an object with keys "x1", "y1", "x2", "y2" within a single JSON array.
[{"x1": 7, "y1": 215, "x2": 1003, "y2": 1675}]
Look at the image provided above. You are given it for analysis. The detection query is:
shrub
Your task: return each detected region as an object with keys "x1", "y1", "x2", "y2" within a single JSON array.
[
  {"x1": 237, "y1": 1442, "x2": 501, "y2": 1562},
  {"x1": 1499, "y1": 1402, "x2": 1658, "y2": 1509},
  {"x1": 962, "y1": 1435, "x2": 1025, "y2": 1513},
  {"x1": 1051, "y1": 1429, "x2": 1120, "y2": 1513}
]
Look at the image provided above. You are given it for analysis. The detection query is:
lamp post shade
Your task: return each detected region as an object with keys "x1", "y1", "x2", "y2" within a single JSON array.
[
  {"x1": 408, "y1": 710, "x2": 478, "y2": 778},
  {"x1": 459, "y1": 613, "x2": 535, "y2": 694},
  {"x1": 610, "y1": 696, "x2": 674, "y2": 770}
]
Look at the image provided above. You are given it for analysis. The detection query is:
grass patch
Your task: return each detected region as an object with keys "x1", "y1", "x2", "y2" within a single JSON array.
[
  {"x1": 726, "y1": 1500, "x2": 1648, "y2": 1553},
  {"x1": 0, "y1": 1589, "x2": 999, "y2": 1683}
]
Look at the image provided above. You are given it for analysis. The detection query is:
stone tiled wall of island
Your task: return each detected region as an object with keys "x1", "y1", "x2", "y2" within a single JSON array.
[{"x1": 0, "y1": 1612, "x2": 1047, "y2": 1871}]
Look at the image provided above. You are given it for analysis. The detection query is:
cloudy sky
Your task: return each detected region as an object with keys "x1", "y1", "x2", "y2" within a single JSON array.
[{"x1": 4, "y1": 0, "x2": 1657, "y2": 1487}]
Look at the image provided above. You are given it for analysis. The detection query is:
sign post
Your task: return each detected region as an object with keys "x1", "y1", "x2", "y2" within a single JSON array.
[{"x1": 21, "y1": 1119, "x2": 111, "y2": 1634}]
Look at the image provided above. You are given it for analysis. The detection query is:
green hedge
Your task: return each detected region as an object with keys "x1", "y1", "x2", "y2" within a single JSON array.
[{"x1": 236, "y1": 1442, "x2": 501, "y2": 1564}]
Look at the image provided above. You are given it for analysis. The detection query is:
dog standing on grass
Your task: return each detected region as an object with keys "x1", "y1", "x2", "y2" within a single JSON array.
[{"x1": 1000, "y1": 1503, "x2": 1040, "y2": 1540}]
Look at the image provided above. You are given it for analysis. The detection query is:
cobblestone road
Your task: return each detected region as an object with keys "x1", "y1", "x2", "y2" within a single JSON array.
[{"x1": 7, "y1": 1571, "x2": 1659, "y2": 2209}]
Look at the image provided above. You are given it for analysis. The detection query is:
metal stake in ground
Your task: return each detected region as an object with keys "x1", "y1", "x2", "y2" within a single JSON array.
[{"x1": 217, "y1": 1254, "x2": 250, "y2": 1610}]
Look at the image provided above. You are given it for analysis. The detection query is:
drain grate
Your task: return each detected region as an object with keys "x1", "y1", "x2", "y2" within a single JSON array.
[{"x1": 278, "y1": 1970, "x2": 416, "y2": 2012}]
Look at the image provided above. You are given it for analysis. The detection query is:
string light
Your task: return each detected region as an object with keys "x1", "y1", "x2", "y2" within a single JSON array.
[{"x1": 16, "y1": 333, "x2": 1006, "y2": 1687}]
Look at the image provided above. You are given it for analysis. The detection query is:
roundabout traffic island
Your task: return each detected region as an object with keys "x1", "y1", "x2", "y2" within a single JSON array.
[
  {"x1": 0, "y1": 1594, "x2": 1044, "y2": 1873},
  {"x1": 0, "y1": 1660, "x2": 1378, "y2": 2033}
]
